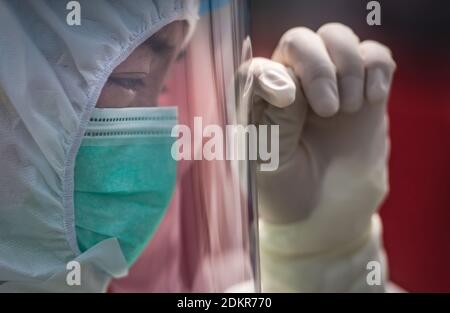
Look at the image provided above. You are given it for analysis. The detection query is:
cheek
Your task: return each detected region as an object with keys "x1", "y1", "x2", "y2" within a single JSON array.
[{"x1": 96, "y1": 82, "x2": 137, "y2": 108}]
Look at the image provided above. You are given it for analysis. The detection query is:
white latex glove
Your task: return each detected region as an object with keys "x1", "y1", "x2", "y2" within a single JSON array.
[{"x1": 248, "y1": 23, "x2": 396, "y2": 292}]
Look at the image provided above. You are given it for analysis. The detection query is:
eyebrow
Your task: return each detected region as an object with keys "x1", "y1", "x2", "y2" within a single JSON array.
[
  {"x1": 145, "y1": 36, "x2": 175, "y2": 52},
  {"x1": 145, "y1": 21, "x2": 187, "y2": 52}
]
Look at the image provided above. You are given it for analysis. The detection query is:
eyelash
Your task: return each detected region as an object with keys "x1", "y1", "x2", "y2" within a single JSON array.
[{"x1": 108, "y1": 77, "x2": 145, "y2": 90}]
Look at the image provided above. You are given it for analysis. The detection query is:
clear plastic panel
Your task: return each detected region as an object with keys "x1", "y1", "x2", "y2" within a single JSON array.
[{"x1": 109, "y1": 0, "x2": 258, "y2": 292}]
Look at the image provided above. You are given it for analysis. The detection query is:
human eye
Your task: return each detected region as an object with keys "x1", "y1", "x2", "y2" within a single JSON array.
[
  {"x1": 107, "y1": 73, "x2": 146, "y2": 91},
  {"x1": 108, "y1": 77, "x2": 144, "y2": 90}
]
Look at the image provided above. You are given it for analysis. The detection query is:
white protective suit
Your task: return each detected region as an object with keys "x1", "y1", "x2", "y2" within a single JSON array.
[
  {"x1": 0, "y1": 0, "x2": 198, "y2": 292},
  {"x1": 0, "y1": 0, "x2": 389, "y2": 292}
]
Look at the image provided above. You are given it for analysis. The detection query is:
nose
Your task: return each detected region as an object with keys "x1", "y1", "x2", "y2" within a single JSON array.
[{"x1": 130, "y1": 76, "x2": 160, "y2": 107}]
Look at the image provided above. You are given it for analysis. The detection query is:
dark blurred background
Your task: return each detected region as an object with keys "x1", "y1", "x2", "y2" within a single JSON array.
[{"x1": 250, "y1": 0, "x2": 450, "y2": 292}]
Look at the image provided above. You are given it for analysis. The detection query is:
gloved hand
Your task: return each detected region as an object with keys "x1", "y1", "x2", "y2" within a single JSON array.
[{"x1": 247, "y1": 23, "x2": 396, "y2": 292}]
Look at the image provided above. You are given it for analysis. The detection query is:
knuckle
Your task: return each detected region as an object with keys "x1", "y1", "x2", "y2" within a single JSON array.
[
  {"x1": 360, "y1": 40, "x2": 396, "y2": 71},
  {"x1": 318, "y1": 22, "x2": 355, "y2": 38},
  {"x1": 279, "y1": 27, "x2": 315, "y2": 52}
]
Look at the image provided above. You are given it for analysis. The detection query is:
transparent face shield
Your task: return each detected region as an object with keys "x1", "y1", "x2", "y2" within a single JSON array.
[{"x1": 102, "y1": 0, "x2": 260, "y2": 292}]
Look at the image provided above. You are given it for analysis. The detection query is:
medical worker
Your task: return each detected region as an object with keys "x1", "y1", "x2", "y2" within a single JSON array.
[{"x1": 0, "y1": 0, "x2": 395, "y2": 292}]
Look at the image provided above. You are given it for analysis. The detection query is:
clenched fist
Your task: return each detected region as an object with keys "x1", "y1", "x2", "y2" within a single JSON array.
[{"x1": 248, "y1": 23, "x2": 396, "y2": 292}]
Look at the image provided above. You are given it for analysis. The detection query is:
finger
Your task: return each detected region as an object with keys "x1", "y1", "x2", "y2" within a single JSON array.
[
  {"x1": 246, "y1": 57, "x2": 297, "y2": 108},
  {"x1": 359, "y1": 40, "x2": 397, "y2": 105},
  {"x1": 272, "y1": 27, "x2": 339, "y2": 117},
  {"x1": 251, "y1": 59, "x2": 308, "y2": 165},
  {"x1": 318, "y1": 23, "x2": 364, "y2": 113}
]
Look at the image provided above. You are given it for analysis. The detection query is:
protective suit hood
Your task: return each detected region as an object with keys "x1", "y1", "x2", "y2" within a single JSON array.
[{"x1": 0, "y1": 0, "x2": 198, "y2": 292}]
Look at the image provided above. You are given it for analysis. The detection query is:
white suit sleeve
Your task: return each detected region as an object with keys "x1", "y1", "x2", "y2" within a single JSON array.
[{"x1": 259, "y1": 214, "x2": 387, "y2": 292}]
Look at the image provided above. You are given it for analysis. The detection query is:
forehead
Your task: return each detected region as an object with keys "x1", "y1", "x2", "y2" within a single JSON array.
[
  {"x1": 145, "y1": 20, "x2": 188, "y2": 48},
  {"x1": 112, "y1": 21, "x2": 188, "y2": 72}
]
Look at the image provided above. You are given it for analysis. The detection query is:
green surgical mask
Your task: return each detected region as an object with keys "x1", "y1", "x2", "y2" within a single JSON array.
[{"x1": 74, "y1": 107, "x2": 177, "y2": 266}]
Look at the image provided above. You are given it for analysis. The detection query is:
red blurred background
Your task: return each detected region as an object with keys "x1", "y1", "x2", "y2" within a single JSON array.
[{"x1": 250, "y1": 0, "x2": 450, "y2": 292}]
